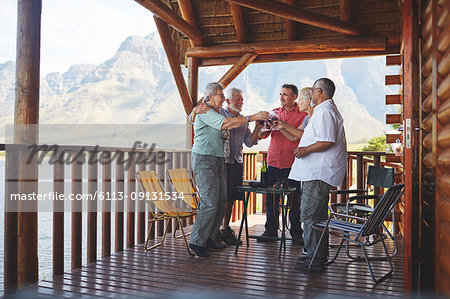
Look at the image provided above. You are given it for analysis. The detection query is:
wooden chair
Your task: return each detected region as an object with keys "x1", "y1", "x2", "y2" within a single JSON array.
[
  {"x1": 331, "y1": 165, "x2": 399, "y2": 258},
  {"x1": 166, "y1": 168, "x2": 199, "y2": 215},
  {"x1": 311, "y1": 184, "x2": 404, "y2": 283},
  {"x1": 136, "y1": 170, "x2": 197, "y2": 255},
  {"x1": 331, "y1": 165, "x2": 395, "y2": 216}
]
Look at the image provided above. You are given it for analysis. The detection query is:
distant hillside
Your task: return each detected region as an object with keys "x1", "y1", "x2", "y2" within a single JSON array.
[{"x1": 0, "y1": 32, "x2": 392, "y2": 144}]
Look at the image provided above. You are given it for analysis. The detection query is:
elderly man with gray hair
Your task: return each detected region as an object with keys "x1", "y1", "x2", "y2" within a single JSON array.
[
  {"x1": 189, "y1": 82, "x2": 268, "y2": 258},
  {"x1": 289, "y1": 78, "x2": 347, "y2": 272}
]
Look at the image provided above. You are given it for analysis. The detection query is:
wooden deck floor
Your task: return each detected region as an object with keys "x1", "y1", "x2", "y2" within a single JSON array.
[{"x1": 26, "y1": 214, "x2": 404, "y2": 298}]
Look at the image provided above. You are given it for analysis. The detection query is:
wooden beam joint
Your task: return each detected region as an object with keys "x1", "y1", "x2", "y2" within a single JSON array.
[
  {"x1": 219, "y1": 53, "x2": 258, "y2": 87},
  {"x1": 136, "y1": 0, "x2": 209, "y2": 46}
]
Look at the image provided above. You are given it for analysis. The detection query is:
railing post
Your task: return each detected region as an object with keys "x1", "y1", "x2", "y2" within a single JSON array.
[
  {"x1": 126, "y1": 153, "x2": 136, "y2": 248},
  {"x1": 356, "y1": 154, "x2": 364, "y2": 191},
  {"x1": 157, "y1": 152, "x2": 166, "y2": 236},
  {"x1": 374, "y1": 154, "x2": 382, "y2": 206},
  {"x1": 102, "y1": 152, "x2": 112, "y2": 258},
  {"x1": 87, "y1": 151, "x2": 98, "y2": 263},
  {"x1": 137, "y1": 160, "x2": 146, "y2": 244},
  {"x1": 72, "y1": 152, "x2": 82, "y2": 269},
  {"x1": 115, "y1": 152, "x2": 125, "y2": 253},
  {"x1": 148, "y1": 152, "x2": 156, "y2": 239},
  {"x1": 53, "y1": 155, "x2": 64, "y2": 275},
  {"x1": 4, "y1": 149, "x2": 18, "y2": 293}
]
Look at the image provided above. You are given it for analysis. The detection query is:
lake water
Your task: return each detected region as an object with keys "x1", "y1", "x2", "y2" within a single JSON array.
[{"x1": 0, "y1": 159, "x2": 128, "y2": 295}]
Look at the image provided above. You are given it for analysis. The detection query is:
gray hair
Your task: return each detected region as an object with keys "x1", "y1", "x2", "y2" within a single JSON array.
[
  {"x1": 204, "y1": 82, "x2": 224, "y2": 103},
  {"x1": 226, "y1": 87, "x2": 243, "y2": 99},
  {"x1": 299, "y1": 87, "x2": 312, "y2": 101},
  {"x1": 314, "y1": 78, "x2": 335, "y2": 98}
]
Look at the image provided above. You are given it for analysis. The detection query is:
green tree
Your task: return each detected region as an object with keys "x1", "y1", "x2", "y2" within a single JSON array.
[{"x1": 361, "y1": 135, "x2": 387, "y2": 152}]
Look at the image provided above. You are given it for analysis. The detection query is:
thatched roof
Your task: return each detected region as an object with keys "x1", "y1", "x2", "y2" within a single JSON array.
[{"x1": 138, "y1": 0, "x2": 402, "y2": 66}]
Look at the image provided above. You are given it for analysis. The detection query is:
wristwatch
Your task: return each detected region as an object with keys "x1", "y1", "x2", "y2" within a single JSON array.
[{"x1": 246, "y1": 116, "x2": 251, "y2": 122}]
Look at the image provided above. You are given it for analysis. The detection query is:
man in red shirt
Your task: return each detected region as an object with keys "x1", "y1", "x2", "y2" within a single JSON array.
[{"x1": 258, "y1": 84, "x2": 307, "y2": 245}]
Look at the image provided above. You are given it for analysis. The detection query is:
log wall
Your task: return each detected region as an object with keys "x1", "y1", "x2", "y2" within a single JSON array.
[{"x1": 421, "y1": 0, "x2": 450, "y2": 294}]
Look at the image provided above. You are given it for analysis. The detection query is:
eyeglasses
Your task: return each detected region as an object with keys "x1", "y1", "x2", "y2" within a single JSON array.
[{"x1": 310, "y1": 87, "x2": 321, "y2": 94}]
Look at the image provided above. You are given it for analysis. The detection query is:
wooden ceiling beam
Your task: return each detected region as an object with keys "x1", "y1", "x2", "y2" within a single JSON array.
[
  {"x1": 154, "y1": 16, "x2": 193, "y2": 115},
  {"x1": 199, "y1": 49, "x2": 400, "y2": 67},
  {"x1": 187, "y1": 37, "x2": 385, "y2": 58},
  {"x1": 136, "y1": 0, "x2": 209, "y2": 46},
  {"x1": 219, "y1": 53, "x2": 257, "y2": 87},
  {"x1": 230, "y1": 4, "x2": 247, "y2": 43},
  {"x1": 178, "y1": 0, "x2": 199, "y2": 46},
  {"x1": 281, "y1": 0, "x2": 297, "y2": 40},
  {"x1": 225, "y1": 0, "x2": 366, "y2": 36},
  {"x1": 177, "y1": 0, "x2": 198, "y2": 27}
]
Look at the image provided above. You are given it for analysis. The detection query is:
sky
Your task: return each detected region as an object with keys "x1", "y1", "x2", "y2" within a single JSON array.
[{"x1": 0, "y1": 0, "x2": 156, "y2": 75}]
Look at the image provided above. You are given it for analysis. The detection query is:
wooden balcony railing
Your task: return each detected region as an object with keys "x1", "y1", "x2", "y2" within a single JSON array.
[{"x1": 2, "y1": 146, "x2": 402, "y2": 293}]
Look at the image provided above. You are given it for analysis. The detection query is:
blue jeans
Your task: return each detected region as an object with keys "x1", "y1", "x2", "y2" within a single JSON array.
[
  {"x1": 264, "y1": 166, "x2": 303, "y2": 237},
  {"x1": 190, "y1": 153, "x2": 227, "y2": 247}
]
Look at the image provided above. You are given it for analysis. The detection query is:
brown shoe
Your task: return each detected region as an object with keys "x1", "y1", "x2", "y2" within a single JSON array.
[
  {"x1": 220, "y1": 227, "x2": 242, "y2": 246},
  {"x1": 256, "y1": 231, "x2": 278, "y2": 243}
]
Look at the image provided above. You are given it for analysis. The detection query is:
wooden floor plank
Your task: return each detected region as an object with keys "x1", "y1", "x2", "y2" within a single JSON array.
[{"x1": 30, "y1": 214, "x2": 404, "y2": 298}]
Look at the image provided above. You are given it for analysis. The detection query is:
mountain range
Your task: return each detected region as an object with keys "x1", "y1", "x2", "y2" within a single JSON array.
[{"x1": 0, "y1": 32, "x2": 399, "y2": 145}]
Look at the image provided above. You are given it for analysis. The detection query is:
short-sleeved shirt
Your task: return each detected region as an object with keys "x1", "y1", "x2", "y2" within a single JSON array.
[
  {"x1": 221, "y1": 106, "x2": 257, "y2": 164},
  {"x1": 192, "y1": 109, "x2": 226, "y2": 157},
  {"x1": 288, "y1": 99, "x2": 347, "y2": 187},
  {"x1": 266, "y1": 104, "x2": 307, "y2": 169}
]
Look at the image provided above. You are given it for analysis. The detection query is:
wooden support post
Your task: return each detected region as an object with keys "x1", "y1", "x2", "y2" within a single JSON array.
[
  {"x1": 225, "y1": 0, "x2": 366, "y2": 36},
  {"x1": 155, "y1": 16, "x2": 194, "y2": 115},
  {"x1": 53, "y1": 156, "x2": 64, "y2": 276},
  {"x1": 102, "y1": 152, "x2": 112, "y2": 258},
  {"x1": 230, "y1": 3, "x2": 247, "y2": 43},
  {"x1": 187, "y1": 37, "x2": 386, "y2": 58},
  {"x1": 219, "y1": 53, "x2": 258, "y2": 88},
  {"x1": 187, "y1": 56, "x2": 199, "y2": 148},
  {"x1": 87, "y1": 152, "x2": 98, "y2": 263},
  {"x1": 13, "y1": 0, "x2": 41, "y2": 289},
  {"x1": 402, "y1": 0, "x2": 420, "y2": 291},
  {"x1": 136, "y1": 0, "x2": 208, "y2": 46}
]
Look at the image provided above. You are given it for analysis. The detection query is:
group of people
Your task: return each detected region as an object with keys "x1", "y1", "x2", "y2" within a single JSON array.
[{"x1": 188, "y1": 78, "x2": 347, "y2": 273}]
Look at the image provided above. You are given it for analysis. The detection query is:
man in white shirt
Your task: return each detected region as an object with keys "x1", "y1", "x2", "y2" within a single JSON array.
[{"x1": 288, "y1": 78, "x2": 347, "y2": 272}]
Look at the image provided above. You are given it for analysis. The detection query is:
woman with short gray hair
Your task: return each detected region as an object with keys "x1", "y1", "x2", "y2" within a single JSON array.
[{"x1": 189, "y1": 82, "x2": 268, "y2": 258}]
